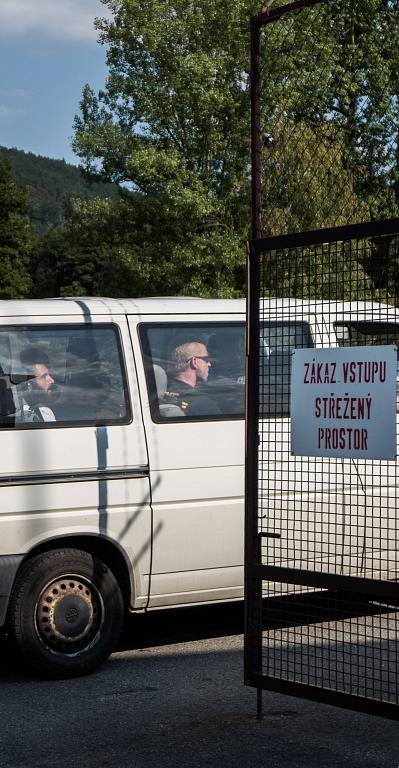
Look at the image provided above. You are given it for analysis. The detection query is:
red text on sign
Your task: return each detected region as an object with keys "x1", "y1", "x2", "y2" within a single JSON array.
[
  {"x1": 317, "y1": 427, "x2": 368, "y2": 451},
  {"x1": 314, "y1": 396, "x2": 372, "y2": 420}
]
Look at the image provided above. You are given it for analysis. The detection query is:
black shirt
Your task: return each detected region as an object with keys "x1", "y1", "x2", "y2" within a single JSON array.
[{"x1": 165, "y1": 378, "x2": 221, "y2": 417}]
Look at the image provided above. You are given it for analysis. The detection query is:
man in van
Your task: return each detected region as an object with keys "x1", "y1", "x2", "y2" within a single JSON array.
[
  {"x1": 16, "y1": 347, "x2": 56, "y2": 422},
  {"x1": 166, "y1": 340, "x2": 221, "y2": 417}
]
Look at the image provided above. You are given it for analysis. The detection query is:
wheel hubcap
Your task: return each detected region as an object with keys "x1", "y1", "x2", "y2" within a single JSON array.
[{"x1": 36, "y1": 576, "x2": 103, "y2": 654}]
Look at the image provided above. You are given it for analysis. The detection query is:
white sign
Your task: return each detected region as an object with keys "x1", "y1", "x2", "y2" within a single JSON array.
[{"x1": 291, "y1": 345, "x2": 397, "y2": 459}]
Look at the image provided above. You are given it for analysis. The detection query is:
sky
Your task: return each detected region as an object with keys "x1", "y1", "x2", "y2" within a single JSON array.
[{"x1": 0, "y1": 0, "x2": 112, "y2": 165}]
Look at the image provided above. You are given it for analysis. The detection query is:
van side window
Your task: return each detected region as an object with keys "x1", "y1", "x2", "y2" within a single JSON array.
[
  {"x1": 334, "y1": 321, "x2": 399, "y2": 349},
  {"x1": 334, "y1": 321, "x2": 399, "y2": 408},
  {"x1": 260, "y1": 321, "x2": 314, "y2": 417},
  {"x1": 0, "y1": 324, "x2": 130, "y2": 429},
  {"x1": 139, "y1": 323, "x2": 246, "y2": 421}
]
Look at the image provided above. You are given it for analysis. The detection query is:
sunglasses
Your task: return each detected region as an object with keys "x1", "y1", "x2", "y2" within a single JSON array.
[{"x1": 188, "y1": 355, "x2": 213, "y2": 363}]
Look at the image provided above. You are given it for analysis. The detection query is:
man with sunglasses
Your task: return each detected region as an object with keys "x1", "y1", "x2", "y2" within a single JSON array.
[{"x1": 166, "y1": 341, "x2": 221, "y2": 417}]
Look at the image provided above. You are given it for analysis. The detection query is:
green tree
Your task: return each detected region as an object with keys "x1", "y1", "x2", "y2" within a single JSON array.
[
  {"x1": 72, "y1": 0, "x2": 262, "y2": 297},
  {"x1": 71, "y1": 0, "x2": 398, "y2": 299},
  {"x1": 32, "y1": 196, "x2": 140, "y2": 298},
  {"x1": 33, "y1": 192, "x2": 245, "y2": 298},
  {"x1": 0, "y1": 152, "x2": 34, "y2": 298},
  {"x1": 260, "y1": 0, "x2": 399, "y2": 227},
  {"x1": 1, "y1": 145, "x2": 120, "y2": 233}
]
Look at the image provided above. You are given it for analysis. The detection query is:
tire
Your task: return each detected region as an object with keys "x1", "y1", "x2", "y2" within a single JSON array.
[{"x1": 8, "y1": 548, "x2": 124, "y2": 679}]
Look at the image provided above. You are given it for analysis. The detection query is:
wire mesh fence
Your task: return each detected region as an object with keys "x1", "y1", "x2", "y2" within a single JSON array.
[
  {"x1": 246, "y1": 0, "x2": 399, "y2": 718},
  {"x1": 262, "y1": 590, "x2": 399, "y2": 704},
  {"x1": 246, "y1": 220, "x2": 399, "y2": 718},
  {"x1": 252, "y1": 0, "x2": 399, "y2": 239}
]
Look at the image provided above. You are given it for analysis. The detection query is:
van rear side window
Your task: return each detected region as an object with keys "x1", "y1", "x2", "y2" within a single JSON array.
[
  {"x1": 0, "y1": 324, "x2": 130, "y2": 428},
  {"x1": 260, "y1": 321, "x2": 314, "y2": 417},
  {"x1": 334, "y1": 321, "x2": 399, "y2": 350}
]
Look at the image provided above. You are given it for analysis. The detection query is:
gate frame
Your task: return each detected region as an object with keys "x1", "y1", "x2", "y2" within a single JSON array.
[
  {"x1": 250, "y1": 0, "x2": 326, "y2": 241},
  {"x1": 245, "y1": 0, "x2": 399, "y2": 720},
  {"x1": 245, "y1": 218, "x2": 399, "y2": 720},
  {"x1": 244, "y1": 218, "x2": 399, "y2": 720}
]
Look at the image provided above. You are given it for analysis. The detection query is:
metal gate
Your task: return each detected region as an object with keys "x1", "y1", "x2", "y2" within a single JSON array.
[{"x1": 245, "y1": 0, "x2": 399, "y2": 719}]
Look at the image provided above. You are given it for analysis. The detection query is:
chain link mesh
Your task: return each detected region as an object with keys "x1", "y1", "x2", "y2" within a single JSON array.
[{"x1": 258, "y1": 0, "x2": 399, "y2": 236}]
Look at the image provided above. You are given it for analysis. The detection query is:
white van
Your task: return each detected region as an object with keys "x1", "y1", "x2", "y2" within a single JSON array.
[{"x1": 0, "y1": 296, "x2": 397, "y2": 678}]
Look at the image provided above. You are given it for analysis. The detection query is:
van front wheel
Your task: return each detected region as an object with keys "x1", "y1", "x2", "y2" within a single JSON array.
[{"x1": 9, "y1": 548, "x2": 123, "y2": 679}]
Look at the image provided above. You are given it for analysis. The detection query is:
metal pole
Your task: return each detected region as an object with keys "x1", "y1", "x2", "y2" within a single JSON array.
[
  {"x1": 250, "y1": 16, "x2": 262, "y2": 241},
  {"x1": 246, "y1": 17, "x2": 263, "y2": 721},
  {"x1": 257, "y1": 686, "x2": 263, "y2": 720},
  {"x1": 245, "y1": 236, "x2": 264, "y2": 715}
]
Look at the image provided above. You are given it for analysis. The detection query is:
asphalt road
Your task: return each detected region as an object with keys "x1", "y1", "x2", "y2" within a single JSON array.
[{"x1": 1, "y1": 602, "x2": 399, "y2": 768}]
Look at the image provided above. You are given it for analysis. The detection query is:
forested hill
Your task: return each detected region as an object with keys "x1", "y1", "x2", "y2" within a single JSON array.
[{"x1": 1, "y1": 146, "x2": 119, "y2": 232}]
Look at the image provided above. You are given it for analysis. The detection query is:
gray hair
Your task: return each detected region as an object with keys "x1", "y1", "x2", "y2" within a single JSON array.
[{"x1": 170, "y1": 341, "x2": 205, "y2": 373}]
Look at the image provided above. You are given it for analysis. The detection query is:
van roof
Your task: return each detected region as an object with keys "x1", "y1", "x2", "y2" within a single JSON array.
[
  {"x1": 0, "y1": 296, "x2": 396, "y2": 318},
  {"x1": 0, "y1": 297, "x2": 245, "y2": 317}
]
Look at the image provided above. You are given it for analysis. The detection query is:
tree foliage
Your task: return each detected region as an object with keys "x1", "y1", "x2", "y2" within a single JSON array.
[
  {"x1": 2, "y1": 1, "x2": 399, "y2": 301},
  {"x1": 72, "y1": 0, "x2": 262, "y2": 297},
  {"x1": 0, "y1": 152, "x2": 35, "y2": 299},
  {"x1": 32, "y1": 191, "x2": 245, "y2": 298},
  {"x1": 258, "y1": 0, "x2": 399, "y2": 235},
  {"x1": 2, "y1": 146, "x2": 119, "y2": 233},
  {"x1": 69, "y1": 0, "x2": 398, "y2": 299}
]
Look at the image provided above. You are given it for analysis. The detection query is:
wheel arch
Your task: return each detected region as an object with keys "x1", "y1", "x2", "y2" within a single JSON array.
[{"x1": 17, "y1": 534, "x2": 134, "y2": 611}]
